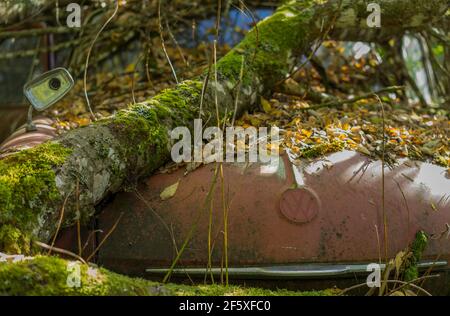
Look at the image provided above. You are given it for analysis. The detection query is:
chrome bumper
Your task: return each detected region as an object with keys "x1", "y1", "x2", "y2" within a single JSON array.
[{"x1": 146, "y1": 261, "x2": 448, "y2": 279}]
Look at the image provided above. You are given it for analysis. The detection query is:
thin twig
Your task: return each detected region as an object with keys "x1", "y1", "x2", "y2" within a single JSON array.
[
  {"x1": 393, "y1": 179, "x2": 411, "y2": 236},
  {"x1": 277, "y1": 0, "x2": 343, "y2": 86},
  {"x1": 48, "y1": 190, "x2": 73, "y2": 255},
  {"x1": 83, "y1": 0, "x2": 120, "y2": 121},
  {"x1": 199, "y1": 54, "x2": 213, "y2": 119},
  {"x1": 134, "y1": 189, "x2": 179, "y2": 257},
  {"x1": 375, "y1": 94, "x2": 388, "y2": 263},
  {"x1": 34, "y1": 241, "x2": 87, "y2": 265},
  {"x1": 0, "y1": 26, "x2": 76, "y2": 39},
  {"x1": 131, "y1": 53, "x2": 144, "y2": 104},
  {"x1": 158, "y1": 0, "x2": 179, "y2": 84},
  {"x1": 86, "y1": 212, "x2": 123, "y2": 262},
  {"x1": 340, "y1": 275, "x2": 438, "y2": 296},
  {"x1": 76, "y1": 179, "x2": 82, "y2": 257},
  {"x1": 165, "y1": 19, "x2": 189, "y2": 67},
  {"x1": 163, "y1": 167, "x2": 220, "y2": 283},
  {"x1": 81, "y1": 229, "x2": 103, "y2": 254},
  {"x1": 206, "y1": 172, "x2": 216, "y2": 284},
  {"x1": 305, "y1": 86, "x2": 404, "y2": 110},
  {"x1": 231, "y1": 55, "x2": 245, "y2": 126},
  {"x1": 386, "y1": 274, "x2": 440, "y2": 296}
]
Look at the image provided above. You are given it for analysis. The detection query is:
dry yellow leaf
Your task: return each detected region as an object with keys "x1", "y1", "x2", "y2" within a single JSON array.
[
  {"x1": 301, "y1": 129, "x2": 312, "y2": 138},
  {"x1": 160, "y1": 181, "x2": 179, "y2": 201},
  {"x1": 260, "y1": 97, "x2": 272, "y2": 114},
  {"x1": 357, "y1": 144, "x2": 371, "y2": 155}
]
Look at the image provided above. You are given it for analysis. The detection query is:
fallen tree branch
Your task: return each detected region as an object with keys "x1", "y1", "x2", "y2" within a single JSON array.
[
  {"x1": 306, "y1": 86, "x2": 405, "y2": 110},
  {"x1": 0, "y1": 25, "x2": 77, "y2": 39}
]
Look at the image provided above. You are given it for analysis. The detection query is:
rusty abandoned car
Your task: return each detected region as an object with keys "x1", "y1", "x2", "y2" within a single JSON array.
[
  {"x1": 0, "y1": 1, "x2": 449, "y2": 296},
  {"x1": 2, "y1": 117, "x2": 450, "y2": 293},
  {"x1": 1, "y1": 68, "x2": 449, "y2": 294}
]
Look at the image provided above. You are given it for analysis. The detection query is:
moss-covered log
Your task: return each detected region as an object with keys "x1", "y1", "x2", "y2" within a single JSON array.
[
  {"x1": 0, "y1": 255, "x2": 339, "y2": 296},
  {"x1": 0, "y1": 0, "x2": 448, "y2": 254}
]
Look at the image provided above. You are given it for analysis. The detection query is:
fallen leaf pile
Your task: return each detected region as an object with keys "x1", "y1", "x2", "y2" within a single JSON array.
[
  {"x1": 237, "y1": 94, "x2": 449, "y2": 169},
  {"x1": 236, "y1": 41, "x2": 449, "y2": 169}
]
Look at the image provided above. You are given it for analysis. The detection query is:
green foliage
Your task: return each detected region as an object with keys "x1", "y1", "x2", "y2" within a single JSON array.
[{"x1": 404, "y1": 231, "x2": 428, "y2": 282}]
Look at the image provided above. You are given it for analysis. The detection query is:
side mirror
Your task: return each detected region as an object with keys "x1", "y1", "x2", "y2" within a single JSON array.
[
  {"x1": 24, "y1": 68, "x2": 74, "y2": 111},
  {"x1": 23, "y1": 68, "x2": 74, "y2": 131}
]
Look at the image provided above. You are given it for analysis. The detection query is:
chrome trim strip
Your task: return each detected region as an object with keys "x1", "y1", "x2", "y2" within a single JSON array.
[{"x1": 146, "y1": 261, "x2": 448, "y2": 279}]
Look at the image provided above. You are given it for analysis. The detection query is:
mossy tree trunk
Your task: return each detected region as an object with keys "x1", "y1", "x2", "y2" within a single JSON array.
[{"x1": 0, "y1": 0, "x2": 448, "y2": 254}]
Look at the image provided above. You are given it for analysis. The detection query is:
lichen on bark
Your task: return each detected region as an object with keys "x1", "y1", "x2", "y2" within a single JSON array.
[{"x1": 0, "y1": 142, "x2": 72, "y2": 253}]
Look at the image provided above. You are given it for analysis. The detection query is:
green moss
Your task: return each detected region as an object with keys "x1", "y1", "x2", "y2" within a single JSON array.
[
  {"x1": 0, "y1": 256, "x2": 152, "y2": 296},
  {"x1": 0, "y1": 142, "x2": 72, "y2": 253},
  {"x1": 110, "y1": 105, "x2": 169, "y2": 172},
  {"x1": 0, "y1": 256, "x2": 340, "y2": 296},
  {"x1": 153, "y1": 80, "x2": 202, "y2": 125},
  {"x1": 0, "y1": 224, "x2": 30, "y2": 254},
  {"x1": 213, "y1": 0, "x2": 314, "y2": 89},
  {"x1": 167, "y1": 284, "x2": 340, "y2": 296},
  {"x1": 215, "y1": 51, "x2": 252, "y2": 86},
  {"x1": 404, "y1": 231, "x2": 428, "y2": 282},
  {"x1": 98, "y1": 80, "x2": 202, "y2": 177}
]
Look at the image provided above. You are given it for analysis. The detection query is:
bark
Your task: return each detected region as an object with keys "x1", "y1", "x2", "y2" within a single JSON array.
[
  {"x1": 0, "y1": 0, "x2": 448, "y2": 254},
  {"x1": 328, "y1": 0, "x2": 449, "y2": 41}
]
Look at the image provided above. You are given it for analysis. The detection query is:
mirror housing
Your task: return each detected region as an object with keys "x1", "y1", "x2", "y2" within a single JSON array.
[{"x1": 23, "y1": 68, "x2": 74, "y2": 112}]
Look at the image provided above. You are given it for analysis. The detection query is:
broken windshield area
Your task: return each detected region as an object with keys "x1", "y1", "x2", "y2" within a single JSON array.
[{"x1": 0, "y1": 36, "x2": 45, "y2": 106}]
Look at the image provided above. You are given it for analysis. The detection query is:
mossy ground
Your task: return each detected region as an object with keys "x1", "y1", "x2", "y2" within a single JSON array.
[{"x1": 0, "y1": 256, "x2": 339, "y2": 296}]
